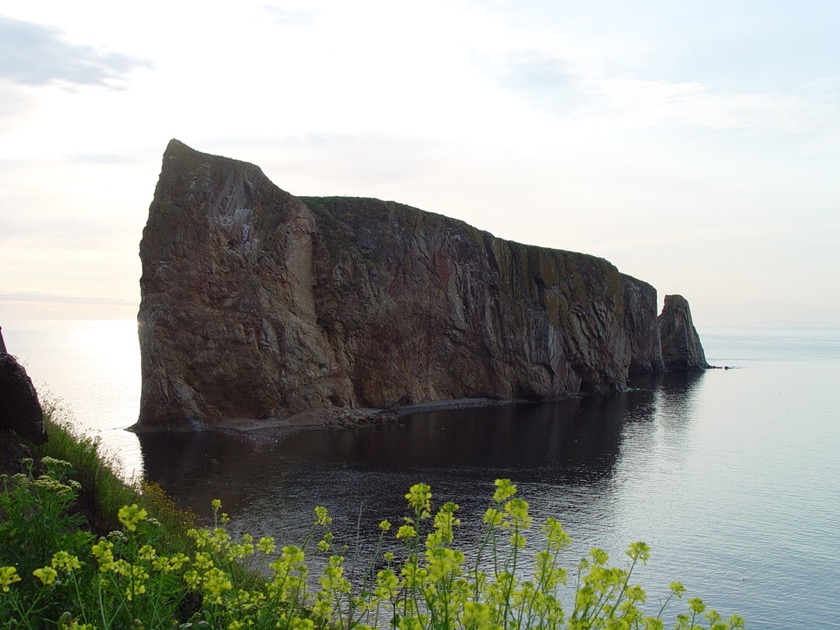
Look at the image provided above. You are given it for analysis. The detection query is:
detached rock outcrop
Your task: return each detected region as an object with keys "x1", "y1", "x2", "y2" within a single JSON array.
[
  {"x1": 658, "y1": 295, "x2": 710, "y2": 369},
  {"x1": 136, "y1": 140, "x2": 703, "y2": 431},
  {"x1": 0, "y1": 326, "x2": 47, "y2": 445}
]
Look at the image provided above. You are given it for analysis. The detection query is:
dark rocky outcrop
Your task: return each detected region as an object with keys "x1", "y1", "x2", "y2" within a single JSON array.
[
  {"x1": 0, "y1": 326, "x2": 47, "y2": 445},
  {"x1": 658, "y1": 294, "x2": 710, "y2": 369},
  {"x1": 136, "y1": 140, "x2": 703, "y2": 431}
]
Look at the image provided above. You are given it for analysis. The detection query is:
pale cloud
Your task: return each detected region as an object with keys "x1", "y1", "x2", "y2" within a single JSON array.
[
  {"x1": 0, "y1": 290, "x2": 136, "y2": 320},
  {"x1": 61, "y1": 152, "x2": 142, "y2": 165},
  {"x1": 482, "y1": 33, "x2": 840, "y2": 153},
  {"x1": 261, "y1": 4, "x2": 315, "y2": 27},
  {"x1": 580, "y1": 76, "x2": 840, "y2": 139},
  {"x1": 250, "y1": 133, "x2": 446, "y2": 193},
  {"x1": 0, "y1": 80, "x2": 34, "y2": 129},
  {"x1": 0, "y1": 15, "x2": 153, "y2": 88},
  {"x1": 466, "y1": 2, "x2": 840, "y2": 156},
  {"x1": 0, "y1": 290, "x2": 127, "y2": 306}
]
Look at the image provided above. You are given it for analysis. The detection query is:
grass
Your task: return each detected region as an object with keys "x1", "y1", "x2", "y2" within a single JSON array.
[{"x1": 29, "y1": 401, "x2": 197, "y2": 546}]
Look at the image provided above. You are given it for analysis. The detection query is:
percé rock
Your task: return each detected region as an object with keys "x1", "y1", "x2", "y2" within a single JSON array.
[
  {"x1": 658, "y1": 295, "x2": 710, "y2": 369},
  {"x1": 136, "y1": 140, "x2": 700, "y2": 431}
]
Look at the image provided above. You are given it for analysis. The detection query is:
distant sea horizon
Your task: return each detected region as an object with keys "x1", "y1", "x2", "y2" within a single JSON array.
[{"x1": 3, "y1": 320, "x2": 840, "y2": 628}]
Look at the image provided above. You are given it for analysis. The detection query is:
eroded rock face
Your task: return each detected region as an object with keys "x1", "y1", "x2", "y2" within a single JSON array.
[
  {"x1": 136, "y1": 140, "x2": 697, "y2": 431},
  {"x1": 658, "y1": 294, "x2": 710, "y2": 369}
]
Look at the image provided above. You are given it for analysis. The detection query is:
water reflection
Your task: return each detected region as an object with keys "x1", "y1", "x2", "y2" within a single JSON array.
[
  {"x1": 277, "y1": 395, "x2": 633, "y2": 482},
  {"x1": 627, "y1": 370, "x2": 705, "y2": 427},
  {"x1": 137, "y1": 431, "x2": 267, "y2": 518},
  {"x1": 139, "y1": 378, "x2": 693, "y2": 551}
]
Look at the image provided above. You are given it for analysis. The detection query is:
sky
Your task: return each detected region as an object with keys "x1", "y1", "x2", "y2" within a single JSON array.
[{"x1": 1, "y1": 0, "x2": 838, "y2": 329}]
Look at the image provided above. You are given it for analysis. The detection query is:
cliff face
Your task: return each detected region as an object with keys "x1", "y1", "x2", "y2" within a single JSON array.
[
  {"x1": 137, "y1": 141, "x2": 695, "y2": 431},
  {"x1": 658, "y1": 294, "x2": 710, "y2": 369}
]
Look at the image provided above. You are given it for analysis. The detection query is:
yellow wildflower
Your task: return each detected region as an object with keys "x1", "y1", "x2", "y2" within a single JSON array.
[
  {"x1": 405, "y1": 483, "x2": 432, "y2": 519},
  {"x1": 138, "y1": 545, "x2": 157, "y2": 562},
  {"x1": 493, "y1": 478, "x2": 517, "y2": 503},
  {"x1": 117, "y1": 504, "x2": 148, "y2": 532},
  {"x1": 314, "y1": 506, "x2": 332, "y2": 526},
  {"x1": 396, "y1": 524, "x2": 417, "y2": 540},
  {"x1": 0, "y1": 566, "x2": 21, "y2": 591},
  {"x1": 33, "y1": 566, "x2": 58, "y2": 586},
  {"x1": 257, "y1": 536, "x2": 276, "y2": 554},
  {"x1": 51, "y1": 551, "x2": 82, "y2": 573},
  {"x1": 91, "y1": 539, "x2": 115, "y2": 571}
]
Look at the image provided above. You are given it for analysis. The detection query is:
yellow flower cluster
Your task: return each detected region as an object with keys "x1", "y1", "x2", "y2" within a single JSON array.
[
  {"x1": 51, "y1": 550, "x2": 83, "y2": 573},
  {"x1": 0, "y1": 566, "x2": 21, "y2": 592},
  {"x1": 33, "y1": 566, "x2": 57, "y2": 586},
  {"x1": 0, "y1": 468, "x2": 745, "y2": 630},
  {"x1": 117, "y1": 503, "x2": 148, "y2": 532}
]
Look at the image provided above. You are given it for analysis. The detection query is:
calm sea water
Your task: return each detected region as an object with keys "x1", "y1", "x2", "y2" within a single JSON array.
[{"x1": 3, "y1": 321, "x2": 840, "y2": 628}]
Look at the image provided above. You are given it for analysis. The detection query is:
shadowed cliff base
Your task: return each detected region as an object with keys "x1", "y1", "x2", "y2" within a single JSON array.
[
  {"x1": 133, "y1": 398, "x2": 536, "y2": 447},
  {"x1": 135, "y1": 140, "x2": 707, "y2": 433}
]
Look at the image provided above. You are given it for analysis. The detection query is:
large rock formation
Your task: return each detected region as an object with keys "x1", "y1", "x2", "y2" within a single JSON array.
[
  {"x1": 136, "y1": 140, "x2": 702, "y2": 431},
  {"x1": 658, "y1": 294, "x2": 710, "y2": 369}
]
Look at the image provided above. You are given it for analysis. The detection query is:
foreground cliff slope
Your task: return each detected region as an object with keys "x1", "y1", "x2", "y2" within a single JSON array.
[{"x1": 137, "y1": 140, "x2": 700, "y2": 431}]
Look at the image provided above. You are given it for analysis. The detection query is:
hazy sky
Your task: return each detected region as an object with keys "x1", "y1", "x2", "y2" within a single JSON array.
[{"x1": 1, "y1": 1, "x2": 838, "y2": 328}]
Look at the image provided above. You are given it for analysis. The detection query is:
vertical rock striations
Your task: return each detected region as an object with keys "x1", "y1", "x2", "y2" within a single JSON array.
[
  {"x1": 136, "y1": 140, "x2": 702, "y2": 431},
  {"x1": 658, "y1": 294, "x2": 710, "y2": 369}
]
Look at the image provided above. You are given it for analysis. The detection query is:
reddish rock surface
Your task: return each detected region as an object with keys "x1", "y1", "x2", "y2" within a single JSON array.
[{"x1": 136, "y1": 140, "x2": 703, "y2": 431}]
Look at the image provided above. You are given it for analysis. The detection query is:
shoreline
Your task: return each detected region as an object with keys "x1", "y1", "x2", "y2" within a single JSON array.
[
  {"x1": 130, "y1": 397, "x2": 530, "y2": 447},
  {"x1": 126, "y1": 369, "x2": 717, "y2": 446}
]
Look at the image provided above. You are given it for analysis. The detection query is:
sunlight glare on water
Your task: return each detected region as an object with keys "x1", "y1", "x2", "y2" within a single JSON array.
[{"x1": 3, "y1": 320, "x2": 143, "y2": 480}]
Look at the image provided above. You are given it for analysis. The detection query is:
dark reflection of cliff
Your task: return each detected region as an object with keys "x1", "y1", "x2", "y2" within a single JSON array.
[
  {"x1": 609, "y1": 370, "x2": 706, "y2": 483},
  {"x1": 279, "y1": 395, "x2": 635, "y2": 483},
  {"x1": 138, "y1": 376, "x2": 720, "y2": 577},
  {"x1": 629, "y1": 369, "x2": 706, "y2": 426},
  {"x1": 138, "y1": 431, "x2": 266, "y2": 518},
  {"x1": 140, "y1": 385, "x2": 663, "y2": 520}
]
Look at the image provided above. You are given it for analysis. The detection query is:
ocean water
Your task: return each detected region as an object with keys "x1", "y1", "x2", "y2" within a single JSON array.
[{"x1": 3, "y1": 320, "x2": 840, "y2": 628}]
